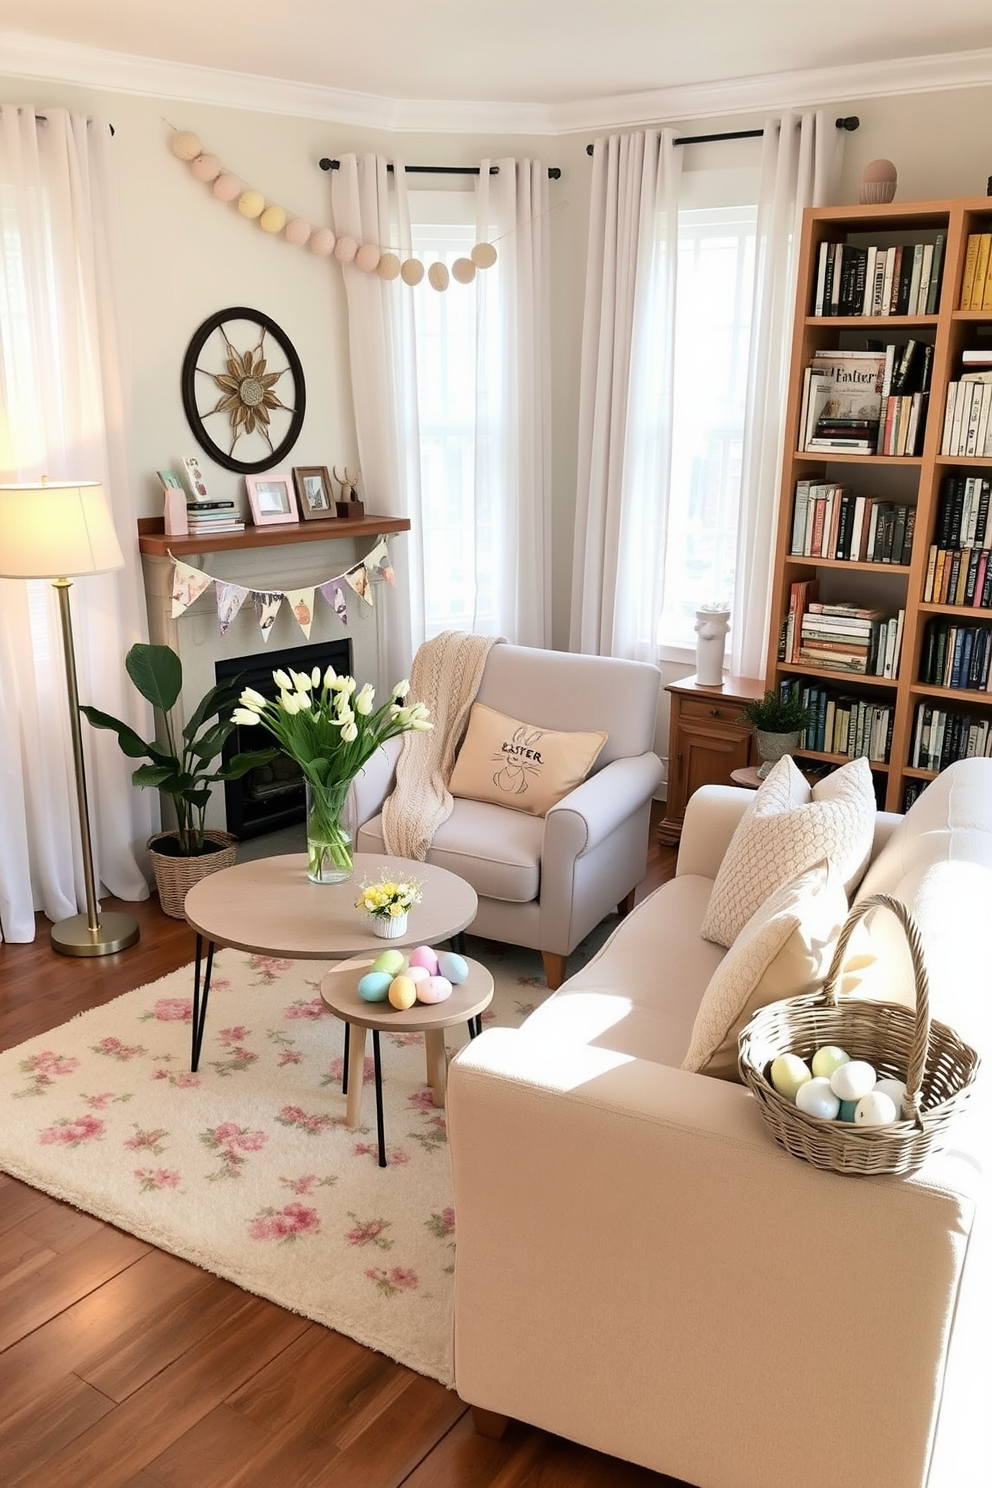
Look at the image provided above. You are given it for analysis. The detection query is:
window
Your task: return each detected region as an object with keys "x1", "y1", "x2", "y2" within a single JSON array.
[{"x1": 659, "y1": 203, "x2": 757, "y2": 653}]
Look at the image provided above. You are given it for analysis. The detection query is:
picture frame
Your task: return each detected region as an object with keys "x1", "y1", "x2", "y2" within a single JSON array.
[
  {"x1": 292, "y1": 465, "x2": 336, "y2": 521},
  {"x1": 245, "y1": 473, "x2": 299, "y2": 526}
]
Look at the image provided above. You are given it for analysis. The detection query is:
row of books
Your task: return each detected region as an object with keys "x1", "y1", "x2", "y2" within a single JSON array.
[
  {"x1": 779, "y1": 679, "x2": 893, "y2": 762},
  {"x1": 812, "y1": 238, "x2": 944, "y2": 318},
  {"x1": 782, "y1": 584, "x2": 904, "y2": 677},
  {"x1": 798, "y1": 344, "x2": 931, "y2": 455},
  {"x1": 919, "y1": 619, "x2": 992, "y2": 692},
  {"x1": 910, "y1": 703, "x2": 992, "y2": 773},
  {"x1": 789, "y1": 484, "x2": 915, "y2": 565},
  {"x1": 922, "y1": 546, "x2": 992, "y2": 609},
  {"x1": 933, "y1": 475, "x2": 991, "y2": 550},
  {"x1": 960, "y1": 234, "x2": 992, "y2": 310},
  {"x1": 939, "y1": 379, "x2": 992, "y2": 457}
]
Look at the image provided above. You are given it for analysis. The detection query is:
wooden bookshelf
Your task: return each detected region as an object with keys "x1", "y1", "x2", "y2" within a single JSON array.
[
  {"x1": 137, "y1": 513, "x2": 410, "y2": 558},
  {"x1": 767, "y1": 197, "x2": 992, "y2": 812}
]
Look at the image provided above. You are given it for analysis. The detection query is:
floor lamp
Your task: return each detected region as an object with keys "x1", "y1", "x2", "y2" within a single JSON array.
[{"x1": 0, "y1": 480, "x2": 140, "y2": 957}]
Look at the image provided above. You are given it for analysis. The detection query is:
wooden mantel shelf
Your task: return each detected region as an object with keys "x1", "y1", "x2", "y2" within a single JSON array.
[{"x1": 137, "y1": 513, "x2": 410, "y2": 559}]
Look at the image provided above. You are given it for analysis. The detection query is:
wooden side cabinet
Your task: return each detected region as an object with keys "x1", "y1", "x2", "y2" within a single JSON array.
[{"x1": 657, "y1": 673, "x2": 765, "y2": 844}]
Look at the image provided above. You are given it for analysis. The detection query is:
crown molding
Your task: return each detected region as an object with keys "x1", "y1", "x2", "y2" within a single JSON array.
[{"x1": 3, "y1": 29, "x2": 992, "y2": 138}]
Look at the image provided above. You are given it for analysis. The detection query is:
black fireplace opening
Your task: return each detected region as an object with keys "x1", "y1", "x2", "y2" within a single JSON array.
[{"x1": 216, "y1": 638, "x2": 352, "y2": 840}]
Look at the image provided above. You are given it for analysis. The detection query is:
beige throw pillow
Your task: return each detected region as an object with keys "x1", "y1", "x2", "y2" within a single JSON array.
[
  {"x1": 448, "y1": 703, "x2": 607, "y2": 817},
  {"x1": 700, "y1": 754, "x2": 875, "y2": 949},
  {"x1": 683, "y1": 860, "x2": 848, "y2": 1081}
]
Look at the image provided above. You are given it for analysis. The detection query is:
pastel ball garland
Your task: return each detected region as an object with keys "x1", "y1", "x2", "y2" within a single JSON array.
[{"x1": 169, "y1": 130, "x2": 498, "y2": 291}]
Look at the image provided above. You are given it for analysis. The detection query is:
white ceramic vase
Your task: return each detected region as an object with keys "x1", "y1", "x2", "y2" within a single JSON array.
[
  {"x1": 371, "y1": 912, "x2": 408, "y2": 940},
  {"x1": 694, "y1": 606, "x2": 731, "y2": 687}
]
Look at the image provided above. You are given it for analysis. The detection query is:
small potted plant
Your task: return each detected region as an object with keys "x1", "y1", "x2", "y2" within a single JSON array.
[
  {"x1": 81, "y1": 643, "x2": 276, "y2": 917},
  {"x1": 738, "y1": 691, "x2": 811, "y2": 779},
  {"x1": 355, "y1": 872, "x2": 423, "y2": 939}
]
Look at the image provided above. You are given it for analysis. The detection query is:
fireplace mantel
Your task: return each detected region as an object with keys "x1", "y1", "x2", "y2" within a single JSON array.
[{"x1": 137, "y1": 513, "x2": 410, "y2": 558}]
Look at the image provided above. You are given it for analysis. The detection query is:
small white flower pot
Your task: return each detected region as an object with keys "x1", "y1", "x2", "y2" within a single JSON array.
[{"x1": 371, "y1": 912, "x2": 408, "y2": 940}]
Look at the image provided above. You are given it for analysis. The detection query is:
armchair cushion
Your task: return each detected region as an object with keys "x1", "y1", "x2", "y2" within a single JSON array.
[
  {"x1": 448, "y1": 702, "x2": 607, "y2": 816},
  {"x1": 357, "y1": 797, "x2": 543, "y2": 903},
  {"x1": 682, "y1": 859, "x2": 848, "y2": 1080},
  {"x1": 700, "y1": 755, "x2": 875, "y2": 948}
]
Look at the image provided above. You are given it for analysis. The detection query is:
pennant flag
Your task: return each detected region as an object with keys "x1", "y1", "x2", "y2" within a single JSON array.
[
  {"x1": 318, "y1": 578, "x2": 348, "y2": 626},
  {"x1": 171, "y1": 560, "x2": 213, "y2": 617},
  {"x1": 252, "y1": 590, "x2": 283, "y2": 641},
  {"x1": 285, "y1": 588, "x2": 316, "y2": 640},
  {"x1": 344, "y1": 563, "x2": 373, "y2": 606},
  {"x1": 215, "y1": 581, "x2": 250, "y2": 636},
  {"x1": 364, "y1": 538, "x2": 396, "y2": 586}
]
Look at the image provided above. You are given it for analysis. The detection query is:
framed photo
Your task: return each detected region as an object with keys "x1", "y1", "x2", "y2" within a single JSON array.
[
  {"x1": 245, "y1": 473, "x2": 299, "y2": 526},
  {"x1": 292, "y1": 465, "x2": 336, "y2": 520}
]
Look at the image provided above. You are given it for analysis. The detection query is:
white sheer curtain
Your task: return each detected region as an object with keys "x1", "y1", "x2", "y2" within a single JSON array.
[
  {"x1": 571, "y1": 114, "x2": 842, "y2": 671},
  {"x1": 731, "y1": 111, "x2": 842, "y2": 678},
  {"x1": 0, "y1": 106, "x2": 152, "y2": 944},
  {"x1": 569, "y1": 130, "x2": 682, "y2": 659},
  {"x1": 332, "y1": 154, "x2": 551, "y2": 668}
]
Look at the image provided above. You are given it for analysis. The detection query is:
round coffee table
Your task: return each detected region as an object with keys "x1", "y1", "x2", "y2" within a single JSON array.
[
  {"x1": 183, "y1": 852, "x2": 477, "y2": 1070},
  {"x1": 320, "y1": 954, "x2": 494, "y2": 1167}
]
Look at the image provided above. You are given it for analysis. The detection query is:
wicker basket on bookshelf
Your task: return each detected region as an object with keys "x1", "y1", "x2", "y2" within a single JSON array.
[{"x1": 738, "y1": 893, "x2": 980, "y2": 1176}]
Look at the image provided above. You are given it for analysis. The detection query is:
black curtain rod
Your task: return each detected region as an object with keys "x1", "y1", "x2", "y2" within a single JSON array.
[
  {"x1": 319, "y1": 158, "x2": 561, "y2": 180},
  {"x1": 585, "y1": 115, "x2": 859, "y2": 155}
]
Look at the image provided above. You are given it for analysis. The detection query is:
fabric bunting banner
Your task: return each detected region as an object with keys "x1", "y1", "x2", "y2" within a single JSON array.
[{"x1": 168, "y1": 539, "x2": 395, "y2": 640}]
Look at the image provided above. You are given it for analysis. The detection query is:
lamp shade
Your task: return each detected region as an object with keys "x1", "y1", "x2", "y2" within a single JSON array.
[{"x1": 0, "y1": 480, "x2": 124, "y2": 579}]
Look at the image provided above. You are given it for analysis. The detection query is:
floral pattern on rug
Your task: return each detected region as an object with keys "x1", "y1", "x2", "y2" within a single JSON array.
[{"x1": 0, "y1": 922, "x2": 616, "y2": 1386}]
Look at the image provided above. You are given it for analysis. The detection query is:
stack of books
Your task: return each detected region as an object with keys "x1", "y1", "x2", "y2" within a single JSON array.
[
  {"x1": 797, "y1": 599, "x2": 903, "y2": 678},
  {"x1": 799, "y1": 350, "x2": 885, "y2": 452},
  {"x1": 186, "y1": 500, "x2": 245, "y2": 536},
  {"x1": 789, "y1": 483, "x2": 915, "y2": 564}
]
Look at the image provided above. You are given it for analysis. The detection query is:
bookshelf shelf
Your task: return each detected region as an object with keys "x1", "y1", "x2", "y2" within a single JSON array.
[{"x1": 768, "y1": 196, "x2": 992, "y2": 809}]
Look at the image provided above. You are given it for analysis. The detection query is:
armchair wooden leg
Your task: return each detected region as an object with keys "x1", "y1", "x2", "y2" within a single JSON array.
[
  {"x1": 471, "y1": 1406, "x2": 510, "y2": 1439},
  {"x1": 542, "y1": 951, "x2": 567, "y2": 990},
  {"x1": 617, "y1": 888, "x2": 637, "y2": 919}
]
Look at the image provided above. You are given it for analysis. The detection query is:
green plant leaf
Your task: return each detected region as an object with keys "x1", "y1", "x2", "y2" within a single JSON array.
[{"x1": 124, "y1": 644, "x2": 182, "y2": 712}]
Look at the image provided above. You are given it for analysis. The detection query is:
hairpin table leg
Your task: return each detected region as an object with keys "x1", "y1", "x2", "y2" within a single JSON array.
[
  {"x1": 372, "y1": 1029, "x2": 386, "y2": 1167},
  {"x1": 341, "y1": 1021, "x2": 350, "y2": 1093},
  {"x1": 190, "y1": 934, "x2": 215, "y2": 1072}
]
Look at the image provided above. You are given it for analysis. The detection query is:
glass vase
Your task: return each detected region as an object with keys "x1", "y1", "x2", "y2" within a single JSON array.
[{"x1": 304, "y1": 780, "x2": 354, "y2": 884}]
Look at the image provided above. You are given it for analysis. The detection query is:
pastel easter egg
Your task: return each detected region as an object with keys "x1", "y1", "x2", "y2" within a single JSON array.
[
  {"x1": 811, "y1": 1045, "x2": 850, "y2": 1079},
  {"x1": 372, "y1": 949, "x2": 407, "y2": 976},
  {"x1": 838, "y1": 1099, "x2": 859, "y2": 1122},
  {"x1": 874, "y1": 1077, "x2": 908, "y2": 1119},
  {"x1": 406, "y1": 964, "x2": 431, "y2": 985},
  {"x1": 854, "y1": 1090, "x2": 898, "y2": 1126},
  {"x1": 388, "y1": 975, "x2": 418, "y2": 1010},
  {"x1": 437, "y1": 951, "x2": 469, "y2": 984},
  {"x1": 417, "y1": 975, "x2": 453, "y2": 1005},
  {"x1": 408, "y1": 945, "x2": 440, "y2": 975},
  {"x1": 795, "y1": 1077, "x2": 841, "y2": 1120},
  {"x1": 357, "y1": 971, "x2": 391, "y2": 1003},
  {"x1": 830, "y1": 1060, "x2": 877, "y2": 1103},
  {"x1": 770, "y1": 1053, "x2": 812, "y2": 1102}
]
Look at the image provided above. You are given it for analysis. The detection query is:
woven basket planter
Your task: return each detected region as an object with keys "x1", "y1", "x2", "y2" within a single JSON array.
[
  {"x1": 738, "y1": 893, "x2": 981, "y2": 1177},
  {"x1": 147, "y1": 830, "x2": 238, "y2": 920}
]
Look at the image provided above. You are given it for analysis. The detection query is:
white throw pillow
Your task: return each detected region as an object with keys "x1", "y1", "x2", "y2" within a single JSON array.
[
  {"x1": 700, "y1": 755, "x2": 875, "y2": 949},
  {"x1": 683, "y1": 860, "x2": 848, "y2": 1081}
]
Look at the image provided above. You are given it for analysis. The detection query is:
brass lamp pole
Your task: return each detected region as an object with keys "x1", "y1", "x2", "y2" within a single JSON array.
[{"x1": 0, "y1": 480, "x2": 140, "y2": 956}]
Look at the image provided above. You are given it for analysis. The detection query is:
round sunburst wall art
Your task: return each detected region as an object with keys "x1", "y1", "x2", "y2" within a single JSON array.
[{"x1": 181, "y1": 306, "x2": 306, "y2": 474}]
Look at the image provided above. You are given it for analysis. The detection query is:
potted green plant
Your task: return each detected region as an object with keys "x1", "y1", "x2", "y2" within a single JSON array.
[
  {"x1": 738, "y1": 690, "x2": 811, "y2": 779},
  {"x1": 81, "y1": 643, "x2": 276, "y2": 917}
]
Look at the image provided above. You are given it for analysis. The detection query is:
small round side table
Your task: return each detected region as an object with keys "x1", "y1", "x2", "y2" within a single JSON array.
[{"x1": 320, "y1": 954, "x2": 494, "y2": 1167}]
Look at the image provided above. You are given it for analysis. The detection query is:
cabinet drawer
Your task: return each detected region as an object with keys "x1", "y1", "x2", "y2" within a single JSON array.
[{"x1": 678, "y1": 697, "x2": 749, "y2": 728}]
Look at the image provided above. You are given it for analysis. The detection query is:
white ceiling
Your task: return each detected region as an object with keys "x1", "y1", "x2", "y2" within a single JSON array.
[{"x1": 3, "y1": 0, "x2": 992, "y2": 127}]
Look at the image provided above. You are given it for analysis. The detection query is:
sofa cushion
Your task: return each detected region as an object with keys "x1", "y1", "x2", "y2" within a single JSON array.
[
  {"x1": 448, "y1": 702, "x2": 607, "y2": 817},
  {"x1": 682, "y1": 860, "x2": 848, "y2": 1081},
  {"x1": 700, "y1": 755, "x2": 875, "y2": 948}
]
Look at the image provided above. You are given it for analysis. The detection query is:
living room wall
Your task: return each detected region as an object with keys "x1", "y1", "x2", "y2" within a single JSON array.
[{"x1": 2, "y1": 63, "x2": 992, "y2": 772}]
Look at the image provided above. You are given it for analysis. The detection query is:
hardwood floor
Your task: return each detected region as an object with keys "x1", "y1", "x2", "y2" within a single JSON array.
[{"x1": 0, "y1": 811, "x2": 681, "y2": 1488}]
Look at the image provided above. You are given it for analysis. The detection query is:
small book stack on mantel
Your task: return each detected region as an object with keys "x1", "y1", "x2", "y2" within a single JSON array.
[{"x1": 158, "y1": 460, "x2": 245, "y2": 537}]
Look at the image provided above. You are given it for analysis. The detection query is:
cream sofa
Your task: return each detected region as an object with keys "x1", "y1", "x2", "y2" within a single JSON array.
[{"x1": 447, "y1": 757, "x2": 991, "y2": 1488}]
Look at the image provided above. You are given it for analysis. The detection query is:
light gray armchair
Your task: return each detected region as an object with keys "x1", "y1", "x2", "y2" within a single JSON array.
[{"x1": 347, "y1": 644, "x2": 663, "y2": 987}]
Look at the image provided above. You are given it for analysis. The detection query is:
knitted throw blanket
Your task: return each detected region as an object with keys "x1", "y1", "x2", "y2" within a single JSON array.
[{"x1": 381, "y1": 631, "x2": 505, "y2": 861}]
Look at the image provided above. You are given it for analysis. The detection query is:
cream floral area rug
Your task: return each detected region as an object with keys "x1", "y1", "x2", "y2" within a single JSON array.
[{"x1": 0, "y1": 926, "x2": 613, "y2": 1387}]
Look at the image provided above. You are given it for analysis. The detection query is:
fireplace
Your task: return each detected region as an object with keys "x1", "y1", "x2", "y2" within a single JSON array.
[{"x1": 217, "y1": 638, "x2": 352, "y2": 839}]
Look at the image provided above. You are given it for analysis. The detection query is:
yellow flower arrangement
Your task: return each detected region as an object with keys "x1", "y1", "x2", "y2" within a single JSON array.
[{"x1": 355, "y1": 873, "x2": 423, "y2": 920}]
